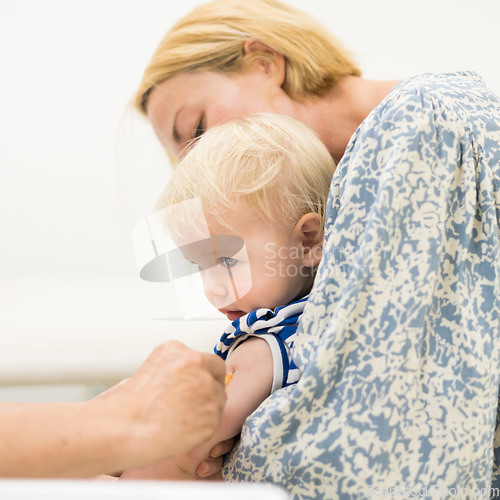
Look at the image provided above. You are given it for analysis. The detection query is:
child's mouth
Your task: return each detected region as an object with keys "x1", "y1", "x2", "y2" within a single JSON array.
[{"x1": 224, "y1": 310, "x2": 246, "y2": 321}]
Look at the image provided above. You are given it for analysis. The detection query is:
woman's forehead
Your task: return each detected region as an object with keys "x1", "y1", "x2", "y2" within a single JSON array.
[
  {"x1": 147, "y1": 76, "x2": 191, "y2": 152},
  {"x1": 147, "y1": 67, "x2": 281, "y2": 159},
  {"x1": 147, "y1": 71, "x2": 219, "y2": 116}
]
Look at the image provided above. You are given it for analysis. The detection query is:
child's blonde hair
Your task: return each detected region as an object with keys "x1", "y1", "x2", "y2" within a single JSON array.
[
  {"x1": 135, "y1": 0, "x2": 360, "y2": 115},
  {"x1": 155, "y1": 113, "x2": 335, "y2": 237}
]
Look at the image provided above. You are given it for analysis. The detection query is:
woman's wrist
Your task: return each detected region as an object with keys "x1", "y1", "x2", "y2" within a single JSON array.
[
  {"x1": 79, "y1": 394, "x2": 142, "y2": 475},
  {"x1": 82, "y1": 380, "x2": 176, "y2": 475}
]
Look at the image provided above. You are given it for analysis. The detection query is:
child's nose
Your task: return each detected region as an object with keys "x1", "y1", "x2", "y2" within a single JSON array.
[{"x1": 202, "y1": 266, "x2": 229, "y2": 301}]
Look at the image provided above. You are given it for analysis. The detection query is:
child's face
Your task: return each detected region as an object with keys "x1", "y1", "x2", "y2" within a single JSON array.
[{"x1": 181, "y1": 214, "x2": 322, "y2": 321}]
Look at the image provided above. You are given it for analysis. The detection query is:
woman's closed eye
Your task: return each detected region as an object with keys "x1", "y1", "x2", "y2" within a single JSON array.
[
  {"x1": 219, "y1": 257, "x2": 238, "y2": 267},
  {"x1": 193, "y1": 118, "x2": 205, "y2": 139}
]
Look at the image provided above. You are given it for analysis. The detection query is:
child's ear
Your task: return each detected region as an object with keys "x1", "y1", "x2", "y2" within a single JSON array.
[{"x1": 293, "y1": 213, "x2": 323, "y2": 268}]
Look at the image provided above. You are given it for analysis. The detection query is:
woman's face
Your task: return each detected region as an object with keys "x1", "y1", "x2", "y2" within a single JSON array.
[{"x1": 147, "y1": 69, "x2": 297, "y2": 156}]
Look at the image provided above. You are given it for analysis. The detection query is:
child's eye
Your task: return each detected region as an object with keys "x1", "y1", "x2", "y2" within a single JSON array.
[{"x1": 219, "y1": 257, "x2": 238, "y2": 267}]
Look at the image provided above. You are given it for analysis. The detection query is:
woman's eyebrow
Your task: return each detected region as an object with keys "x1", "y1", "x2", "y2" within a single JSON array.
[{"x1": 173, "y1": 106, "x2": 184, "y2": 142}]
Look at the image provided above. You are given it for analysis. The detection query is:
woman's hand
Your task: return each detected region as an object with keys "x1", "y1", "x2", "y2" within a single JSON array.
[
  {"x1": 89, "y1": 341, "x2": 227, "y2": 473},
  {"x1": 196, "y1": 439, "x2": 235, "y2": 478},
  {"x1": 119, "y1": 438, "x2": 235, "y2": 481}
]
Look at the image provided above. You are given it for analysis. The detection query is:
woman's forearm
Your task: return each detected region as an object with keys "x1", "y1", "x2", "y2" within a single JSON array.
[
  {"x1": 0, "y1": 400, "x2": 130, "y2": 478},
  {"x1": 0, "y1": 341, "x2": 227, "y2": 478}
]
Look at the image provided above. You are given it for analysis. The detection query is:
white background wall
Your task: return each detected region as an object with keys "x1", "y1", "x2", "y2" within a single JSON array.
[{"x1": 0, "y1": 0, "x2": 499, "y2": 399}]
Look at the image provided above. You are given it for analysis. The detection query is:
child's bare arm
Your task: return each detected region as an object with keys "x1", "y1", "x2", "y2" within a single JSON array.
[{"x1": 119, "y1": 337, "x2": 273, "y2": 480}]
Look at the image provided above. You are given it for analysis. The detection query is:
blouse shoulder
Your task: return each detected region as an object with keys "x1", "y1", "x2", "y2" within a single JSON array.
[
  {"x1": 342, "y1": 71, "x2": 500, "y2": 158},
  {"x1": 334, "y1": 71, "x2": 500, "y2": 200},
  {"x1": 379, "y1": 71, "x2": 500, "y2": 125}
]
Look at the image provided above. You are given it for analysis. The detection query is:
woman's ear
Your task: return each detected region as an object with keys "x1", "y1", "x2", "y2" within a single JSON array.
[
  {"x1": 243, "y1": 38, "x2": 285, "y2": 86},
  {"x1": 293, "y1": 213, "x2": 323, "y2": 268}
]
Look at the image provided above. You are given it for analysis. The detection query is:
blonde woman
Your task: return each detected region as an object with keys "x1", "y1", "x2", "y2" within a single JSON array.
[{"x1": 133, "y1": 0, "x2": 500, "y2": 497}]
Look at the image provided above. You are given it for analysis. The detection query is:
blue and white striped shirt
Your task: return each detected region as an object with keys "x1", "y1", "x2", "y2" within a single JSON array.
[{"x1": 214, "y1": 295, "x2": 308, "y2": 393}]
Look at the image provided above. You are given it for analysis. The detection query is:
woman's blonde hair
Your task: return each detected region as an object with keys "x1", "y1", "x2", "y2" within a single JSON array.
[
  {"x1": 135, "y1": 0, "x2": 360, "y2": 115},
  {"x1": 156, "y1": 113, "x2": 335, "y2": 237}
]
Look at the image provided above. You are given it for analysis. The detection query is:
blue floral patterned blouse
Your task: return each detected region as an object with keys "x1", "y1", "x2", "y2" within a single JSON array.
[{"x1": 223, "y1": 72, "x2": 500, "y2": 500}]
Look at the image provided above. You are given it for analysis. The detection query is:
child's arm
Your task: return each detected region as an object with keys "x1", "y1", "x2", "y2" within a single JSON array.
[{"x1": 119, "y1": 337, "x2": 273, "y2": 481}]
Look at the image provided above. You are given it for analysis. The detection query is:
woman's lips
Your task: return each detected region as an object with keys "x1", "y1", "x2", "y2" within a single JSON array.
[{"x1": 223, "y1": 310, "x2": 246, "y2": 321}]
